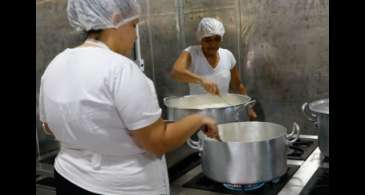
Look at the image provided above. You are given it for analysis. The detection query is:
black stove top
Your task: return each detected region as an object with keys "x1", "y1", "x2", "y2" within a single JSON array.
[
  {"x1": 287, "y1": 138, "x2": 318, "y2": 160},
  {"x1": 168, "y1": 152, "x2": 201, "y2": 182},
  {"x1": 322, "y1": 156, "x2": 329, "y2": 163},
  {"x1": 300, "y1": 167, "x2": 329, "y2": 195},
  {"x1": 182, "y1": 165, "x2": 300, "y2": 195}
]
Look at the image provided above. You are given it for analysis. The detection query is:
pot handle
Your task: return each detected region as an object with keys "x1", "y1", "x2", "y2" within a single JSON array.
[
  {"x1": 314, "y1": 121, "x2": 320, "y2": 129},
  {"x1": 186, "y1": 137, "x2": 203, "y2": 151},
  {"x1": 301, "y1": 102, "x2": 317, "y2": 122},
  {"x1": 163, "y1": 96, "x2": 177, "y2": 106},
  {"x1": 286, "y1": 122, "x2": 300, "y2": 144}
]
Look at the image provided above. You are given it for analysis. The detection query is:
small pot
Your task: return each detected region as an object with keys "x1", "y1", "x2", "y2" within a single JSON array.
[{"x1": 302, "y1": 98, "x2": 329, "y2": 157}]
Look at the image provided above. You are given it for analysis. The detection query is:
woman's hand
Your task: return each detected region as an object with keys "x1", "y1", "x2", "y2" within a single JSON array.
[
  {"x1": 201, "y1": 116, "x2": 220, "y2": 140},
  {"x1": 131, "y1": 115, "x2": 219, "y2": 156},
  {"x1": 200, "y1": 78, "x2": 220, "y2": 95},
  {"x1": 248, "y1": 108, "x2": 257, "y2": 121}
]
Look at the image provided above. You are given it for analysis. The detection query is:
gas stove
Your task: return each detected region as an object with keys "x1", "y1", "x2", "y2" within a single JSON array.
[
  {"x1": 287, "y1": 138, "x2": 318, "y2": 161},
  {"x1": 182, "y1": 165, "x2": 300, "y2": 195},
  {"x1": 169, "y1": 135, "x2": 329, "y2": 195}
]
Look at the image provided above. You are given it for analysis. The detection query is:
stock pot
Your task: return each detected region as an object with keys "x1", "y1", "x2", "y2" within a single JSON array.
[
  {"x1": 187, "y1": 121, "x2": 300, "y2": 184},
  {"x1": 163, "y1": 93, "x2": 256, "y2": 123}
]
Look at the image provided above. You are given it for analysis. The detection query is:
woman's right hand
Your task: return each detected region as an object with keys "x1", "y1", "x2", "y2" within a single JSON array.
[
  {"x1": 200, "y1": 78, "x2": 220, "y2": 95},
  {"x1": 201, "y1": 116, "x2": 220, "y2": 140}
]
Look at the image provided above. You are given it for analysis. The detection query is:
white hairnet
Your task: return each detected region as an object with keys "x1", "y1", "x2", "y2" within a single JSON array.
[
  {"x1": 67, "y1": 0, "x2": 141, "y2": 31},
  {"x1": 196, "y1": 17, "x2": 225, "y2": 41}
]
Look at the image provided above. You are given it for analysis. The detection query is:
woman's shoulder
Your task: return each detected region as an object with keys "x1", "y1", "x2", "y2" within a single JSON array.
[
  {"x1": 65, "y1": 47, "x2": 139, "y2": 73},
  {"x1": 77, "y1": 47, "x2": 135, "y2": 64},
  {"x1": 219, "y1": 48, "x2": 236, "y2": 59},
  {"x1": 219, "y1": 47, "x2": 234, "y2": 55},
  {"x1": 184, "y1": 45, "x2": 201, "y2": 53}
]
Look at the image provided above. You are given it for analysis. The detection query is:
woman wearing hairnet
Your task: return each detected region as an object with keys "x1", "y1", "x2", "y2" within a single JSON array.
[
  {"x1": 171, "y1": 17, "x2": 257, "y2": 120},
  {"x1": 38, "y1": 1, "x2": 219, "y2": 194}
]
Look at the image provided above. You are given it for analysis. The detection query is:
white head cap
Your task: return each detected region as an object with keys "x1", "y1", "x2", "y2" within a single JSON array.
[
  {"x1": 196, "y1": 17, "x2": 225, "y2": 41},
  {"x1": 67, "y1": 0, "x2": 141, "y2": 31}
]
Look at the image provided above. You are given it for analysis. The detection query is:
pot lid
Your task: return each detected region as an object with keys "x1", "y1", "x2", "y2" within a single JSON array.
[{"x1": 309, "y1": 98, "x2": 329, "y2": 114}]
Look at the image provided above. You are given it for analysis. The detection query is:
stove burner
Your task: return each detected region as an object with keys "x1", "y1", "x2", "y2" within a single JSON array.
[
  {"x1": 223, "y1": 182, "x2": 265, "y2": 192},
  {"x1": 183, "y1": 165, "x2": 300, "y2": 195},
  {"x1": 287, "y1": 138, "x2": 318, "y2": 160},
  {"x1": 287, "y1": 145, "x2": 305, "y2": 157},
  {"x1": 292, "y1": 139, "x2": 315, "y2": 147},
  {"x1": 272, "y1": 177, "x2": 281, "y2": 184}
]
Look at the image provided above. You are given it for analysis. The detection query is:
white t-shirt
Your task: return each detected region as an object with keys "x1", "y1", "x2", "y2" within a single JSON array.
[
  {"x1": 39, "y1": 41, "x2": 169, "y2": 195},
  {"x1": 184, "y1": 45, "x2": 236, "y2": 94}
]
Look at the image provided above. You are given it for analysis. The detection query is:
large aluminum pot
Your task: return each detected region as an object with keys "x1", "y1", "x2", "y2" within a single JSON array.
[
  {"x1": 187, "y1": 121, "x2": 300, "y2": 184},
  {"x1": 163, "y1": 93, "x2": 256, "y2": 123},
  {"x1": 302, "y1": 98, "x2": 329, "y2": 157}
]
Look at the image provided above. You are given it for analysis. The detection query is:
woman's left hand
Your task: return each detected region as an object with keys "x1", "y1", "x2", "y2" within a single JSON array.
[{"x1": 248, "y1": 108, "x2": 257, "y2": 121}]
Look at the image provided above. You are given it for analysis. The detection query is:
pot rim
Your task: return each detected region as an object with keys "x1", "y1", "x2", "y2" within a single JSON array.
[
  {"x1": 309, "y1": 98, "x2": 329, "y2": 115},
  {"x1": 163, "y1": 93, "x2": 252, "y2": 109},
  {"x1": 200, "y1": 121, "x2": 289, "y2": 144}
]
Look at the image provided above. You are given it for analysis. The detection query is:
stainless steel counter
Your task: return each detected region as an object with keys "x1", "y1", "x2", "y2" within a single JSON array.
[{"x1": 170, "y1": 135, "x2": 327, "y2": 195}]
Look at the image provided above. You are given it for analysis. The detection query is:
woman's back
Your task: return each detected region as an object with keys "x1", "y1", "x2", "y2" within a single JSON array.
[{"x1": 39, "y1": 46, "x2": 169, "y2": 195}]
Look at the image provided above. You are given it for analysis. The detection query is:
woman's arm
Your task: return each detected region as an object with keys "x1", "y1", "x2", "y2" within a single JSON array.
[
  {"x1": 171, "y1": 51, "x2": 220, "y2": 95},
  {"x1": 170, "y1": 51, "x2": 202, "y2": 84},
  {"x1": 230, "y1": 65, "x2": 247, "y2": 95},
  {"x1": 230, "y1": 65, "x2": 257, "y2": 120},
  {"x1": 130, "y1": 114, "x2": 218, "y2": 156}
]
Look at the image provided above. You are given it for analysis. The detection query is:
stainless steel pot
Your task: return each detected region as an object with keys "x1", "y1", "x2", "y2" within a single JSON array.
[
  {"x1": 163, "y1": 93, "x2": 256, "y2": 123},
  {"x1": 187, "y1": 121, "x2": 300, "y2": 184},
  {"x1": 302, "y1": 98, "x2": 329, "y2": 157}
]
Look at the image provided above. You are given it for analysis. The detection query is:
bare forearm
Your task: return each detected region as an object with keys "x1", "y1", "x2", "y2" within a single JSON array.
[
  {"x1": 238, "y1": 84, "x2": 247, "y2": 94},
  {"x1": 171, "y1": 69, "x2": 202, "y2": 84},
  {"x1": 163, "y1": 114, "x2": 206, "y2": 150},
  {"x1": 230, "y1": 65, "x2": 247, "y2": 95},
  {"x1": 132, "y1": 115, "x2": 217, "y2": 156},
  {"x1": 231, "y1": 82, "x2": 246, "y2": 95}
]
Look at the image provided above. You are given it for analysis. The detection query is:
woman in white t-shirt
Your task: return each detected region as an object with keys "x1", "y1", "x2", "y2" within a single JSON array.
[
  {"x1": 171, "y1": 17, "x2": 257, "y2": 120},
  {"x1": 38, "y1": 1, "x2": 219, "y2": 195}
]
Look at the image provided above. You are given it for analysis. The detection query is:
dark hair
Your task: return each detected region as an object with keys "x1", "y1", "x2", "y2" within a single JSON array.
[{"x1": 85, "y1": 29, "x2": 103, "y2": 40}]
